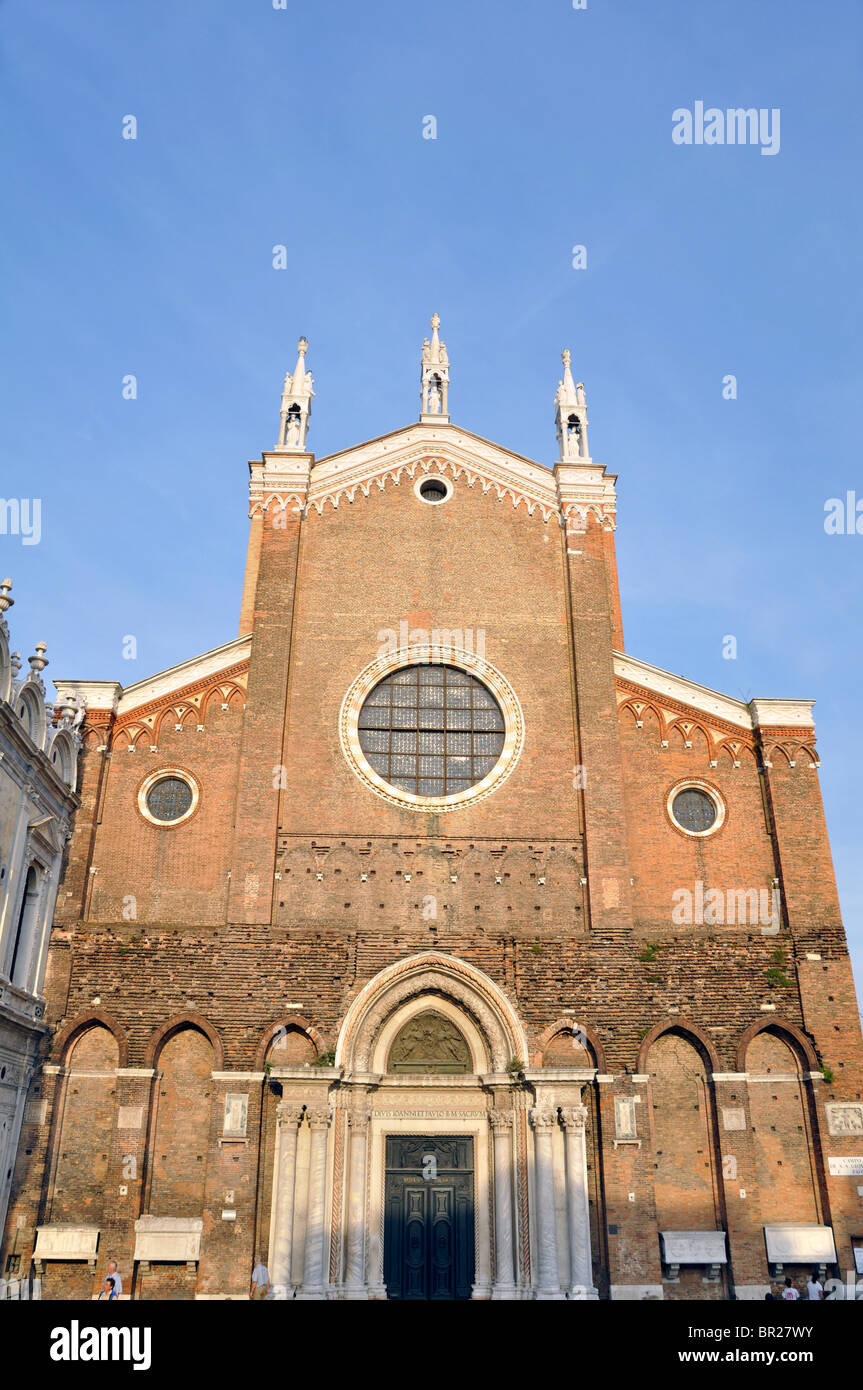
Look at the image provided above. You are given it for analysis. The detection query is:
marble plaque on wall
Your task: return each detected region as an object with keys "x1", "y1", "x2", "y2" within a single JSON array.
[
  {"x1": 133, "y1": 1216, "x2": 203, "y2": 1264},
  {"x1": 660, "y1": 1231, "x2": 728, "y2": 1265},
  {"x1": 117, "y1": 1106, "x2": 143, "y2": 1129},
  {"x1": 827, "y1": 1156, "x2": 863, "y2": 1177},
  {"x1": 614, "y1": 1096, "x2": 638, "y2": 1140},
  {"x1": 722, "y1": 1107, "x2": 746, "y2": 1131},
  {"x1": 223, "y1": 1093, "x2": 248, "y2": 1136},
  {"x1": 34, "y1": 1225, "x2": 100, "y2": 1261},
  {"x1": 825, "y1": 1103, "x2": 863, "y2": 1137},
  {"x1": 764, "y1": 1224, "x2": 837, "y2": 1264}
]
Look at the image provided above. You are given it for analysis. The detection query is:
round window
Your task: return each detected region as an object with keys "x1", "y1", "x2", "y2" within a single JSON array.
[
  {"x1": 357, "y1": 663, "x2": 505, "y2": 799},
  {"x1": 670, "y1": 786, "x2": 718, "y2": 834},
  {"x1": 145, "y1": 776, "x2": 194, "y2": 823},
  {"x1": 414, "y1": 474, "x2": 452, "y2": 505},
  {"x1": 419, "y1": 479, "x2": 447, "y2": 502}
]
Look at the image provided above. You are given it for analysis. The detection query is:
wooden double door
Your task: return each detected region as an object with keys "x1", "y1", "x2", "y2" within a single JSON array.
[{"x1": 383, "y1": 1136, "x2": 475, "y2": 1300}]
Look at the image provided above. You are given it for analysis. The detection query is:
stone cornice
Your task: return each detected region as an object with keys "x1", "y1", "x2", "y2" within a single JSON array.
[
  {"x1": 52, "y1": 680, "x2": 123, "y2": 715},
  {"x1": 248, "y1": 452, "x2": 313, "y2": 516},
  {"x1": 615, "y1": 656, "x2": 817, "y2": 751},
  {"x1": 314, "y1": 421, "x2": 550, "y2": 489},
  {"x1": 243, "y1": 422, "x2": 619, "y2": 527},
  {"x1": 115, "y1": 660, "x2": 249, "y2": 731},
  {"x1": 614, "y1": 653, "x2": 754, "y2": 733},
  {"x1": 616, "y1": 676, "x2": 756, "y2": 745},
  {"x1": 117, "y1": 637, "x2": 251, "y2": 715},
  {"x1": 308, "y1": 427, "x2": 560, "y2": 522},
  {"x1": 554, "y1": 461, "x2": 618, "y2": 526},
  {"x1": 749, "y1": 698, "x2": 816, "y2": 731},
  {"x1": 55, "y1": 639, "x2": 253, "y2": 729},
  {"x1": 56, "y1": 642, "x2": 252, "y2": 736}
]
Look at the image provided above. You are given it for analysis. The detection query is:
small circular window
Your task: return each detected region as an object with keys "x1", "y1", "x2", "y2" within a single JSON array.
[
  {"x1": 138, "y1": 770, "x2": 198, "y2": 826},
  {"x1": 147, "y1": 777, "x2": 192, "y2": 821},
  {"x1": 414, "y1": 475, "x2": 452, "y2": 505},
  {"x1": 668, "y1": 782, "x2": 724, "y2": 837}
]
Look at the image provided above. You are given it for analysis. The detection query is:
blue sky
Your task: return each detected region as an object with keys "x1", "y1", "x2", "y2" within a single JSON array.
[{"x1": 3, "y1": 1, "x2": 862, "y2": 989}]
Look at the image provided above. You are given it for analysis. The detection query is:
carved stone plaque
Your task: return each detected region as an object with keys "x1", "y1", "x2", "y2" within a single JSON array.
[
  {"x1": 133, "y1": 1216, "x2": 203, "y2": 1264},
  {"x1": 722, "y1": 1107, "x2": 746, "y2": 1131},
  {"x1": 614, "y1": 1096, "x2": 638, "y2": 1140},
  {"x1": 825, "y1": 1103, "x2": 863, "y2": 1137},
  {"x1": 34, "y1": 1225, "x2": 100, "y2": 1261},
  {"x1": 660, "y1": 1231, "x2": 728, "y2": 1265},
  {"x1": 117, "y1": 1106, "x2": 143, "y2": 1129},
  {"x1": 223, "y1": 1093, "x2": 248, "y2": 1136},
  {"x1": 387, "y1": 1011, "x2": 472, "y2": 1074},
  {"x1": 763, "y1": 1224, "x2": 837, "y2": 1264}
]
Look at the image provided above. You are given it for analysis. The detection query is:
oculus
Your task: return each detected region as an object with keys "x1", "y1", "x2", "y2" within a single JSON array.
[
  {"x1": 340, "y1": 645, "x2": 524, "y2": 813},
  {"x1": 413, "y1": 474, "x2": 453, "y2": 505},
  {"x1": 357, "y1": 664, "x2": 505, "y2": 799},
  {"x1": 667, "y1": 782, "x2": 725, "y2": 837},
  {"x1": 138, "y1": 770, "x2": 199, "y2": 827}
]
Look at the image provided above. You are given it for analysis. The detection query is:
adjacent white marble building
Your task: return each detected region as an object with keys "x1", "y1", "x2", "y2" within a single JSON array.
[{"x1": 0, "y1": 580, "x2": 80, "y2": 1249}]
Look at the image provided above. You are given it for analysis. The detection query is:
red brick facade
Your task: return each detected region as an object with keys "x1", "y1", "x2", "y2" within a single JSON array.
[{"x1": 4, "y1": 399, "x2": 862, "y2": 1302}]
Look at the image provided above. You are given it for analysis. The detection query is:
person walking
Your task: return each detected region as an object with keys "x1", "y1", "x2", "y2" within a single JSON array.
[
  {"x1": 806, "y1": 1271, "x2": 824, "y2": 1300},
  {"x1": 250, "y1": 1260, "x2": 270, "y2": 1301},
  {"x1": 782, "y1": 1276, "x2": 800, "y2": 1301},
  {"x1": 98, "y1": 1276, "x2": 117, "y2": 1301},
  {"x1": 102, "y1": 1259, "x2": 122, "y2": 1298}
]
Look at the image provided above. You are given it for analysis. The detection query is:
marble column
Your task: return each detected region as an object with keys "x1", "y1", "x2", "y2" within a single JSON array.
[
  {"x1": 297, "y1": 1106, "x2": 331, "y2": 1299},
  {"x1": 560, "y1": 1104, "x2": 597, "y2": 1299},
  {"x1": 530, "y1": 1106, "x2": 563, "y2": 1299},
  {"x1": 343, "y1": 1109, "x2": 371, "y2": 1297},
  {"x1": 489, "y1": 1112, "x2": 517, "y2": 1298},
  {"x1": 271, "y1": 1104, "x2": 300, "y2": 1296}
]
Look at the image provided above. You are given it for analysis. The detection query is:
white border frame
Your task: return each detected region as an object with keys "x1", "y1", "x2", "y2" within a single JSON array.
[
  {"x1": 339, "y1": 645, "x2": 525, "y2": 814},
  {"x1": 137, "y1": 768, "x2": 200, "y2": 828},
  {"x1": 666, "y1": 778, "x2": 726, "y2": 838}
]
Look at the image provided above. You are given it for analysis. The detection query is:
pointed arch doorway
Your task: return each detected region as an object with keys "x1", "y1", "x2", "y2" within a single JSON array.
[
  {"x1": 267, "y1": 953, "x2": 599, "y2": 1300},
  {"x1": 334, "y1": 953, "x2": 528, "y2": 1300}
]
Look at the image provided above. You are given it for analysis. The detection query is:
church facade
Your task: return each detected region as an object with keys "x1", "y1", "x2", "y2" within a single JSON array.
[{"x1": 3, "y1": 317, "x2": 863, "y2": 1300}]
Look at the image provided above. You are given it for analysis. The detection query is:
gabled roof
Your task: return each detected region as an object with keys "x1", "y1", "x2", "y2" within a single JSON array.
[
  {"x1": 614, "y1": 650, "x2": 815, "y2": 734},
  {"x1": 54, "y1": 635, "x2": 813, "y2": 745},
  {"x1": 303, "y1": 421, "x2": 566, "y2": 524},
  {"x1": 54, "y1": 635, "x2": 251, "y2": 719}
]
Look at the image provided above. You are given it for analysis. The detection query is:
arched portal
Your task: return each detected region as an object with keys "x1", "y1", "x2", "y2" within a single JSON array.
[
  {"x1": 336, "y1": 953, "x2": 528, "y2": 1301},
  {"x1": 336, "y1": 951, "x2": 528, "y2": 1074},
  {"x1": 267, "y1": 953, "x2": 597, "y2": 1302}
]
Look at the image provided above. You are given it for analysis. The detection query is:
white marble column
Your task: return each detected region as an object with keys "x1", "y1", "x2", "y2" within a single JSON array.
[
  {"x1": 530, "y1": 1105, "x2": 564, "y2": 1299},
  {"x1": 271, "y1": 1103, "x2": 300, "y2": 1295},
  {"x1": 560, "y1": 1104, "x2": 598, "y2": 1299},
  {"x1": 489, "y1": 1112, "x2": 517, "y2": 1298},
  {"x1": 343, "y1": 1108, "x2": 371, "y2": 1297},
  {"x1": 297, "y1": 1106, "x2": 331, "y2": 1299}
]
